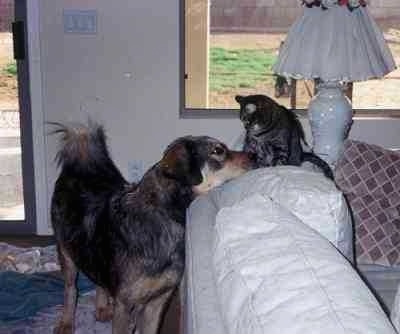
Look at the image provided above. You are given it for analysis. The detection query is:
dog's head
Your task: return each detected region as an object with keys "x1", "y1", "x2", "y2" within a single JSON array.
[
  {"x1": 161, "y1": 136, "x2": 253, "y2": 195},
  {"x1": 235, "y1": 94, "x2": 283, "y2": 136}
]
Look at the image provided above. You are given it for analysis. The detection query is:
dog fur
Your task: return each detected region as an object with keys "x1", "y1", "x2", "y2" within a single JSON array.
[
  {"x1": 50, "y1": 121, "x2": 251, "y2": 334},
  {"x1": 235, "y1": 94, "x2": 334, "y2": 179}
]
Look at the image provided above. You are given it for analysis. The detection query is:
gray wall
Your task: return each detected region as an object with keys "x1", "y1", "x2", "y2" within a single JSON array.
[
  {"x1": 40, "y1": 0, "x2": 243, "y2": 198},
  {"x1": 38, "y1": 0, "x2": 400, "y2": 232}
]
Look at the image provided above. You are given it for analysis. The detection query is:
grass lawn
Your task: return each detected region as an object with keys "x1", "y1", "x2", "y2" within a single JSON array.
[
  {"x1": 209, "y1": 47, "x2": 277, "y2": 92},
  {"x1": 3, "y1": 61, "x2": 16, "y2": 76}
]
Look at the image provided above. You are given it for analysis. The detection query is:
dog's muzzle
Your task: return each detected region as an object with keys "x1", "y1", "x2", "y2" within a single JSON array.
[{"x1": 229, "y1": 151, "x2": 256, "y2": 171}]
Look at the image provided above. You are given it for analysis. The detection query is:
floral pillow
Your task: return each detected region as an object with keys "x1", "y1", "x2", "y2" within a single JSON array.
[{"x1": 334, "y1": 139, "x2": 400, "y2": 266}]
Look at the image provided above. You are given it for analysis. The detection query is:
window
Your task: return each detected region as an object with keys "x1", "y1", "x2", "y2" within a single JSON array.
[{"x1": 183, "y1": 0, "x2": 400, "y2": 113}]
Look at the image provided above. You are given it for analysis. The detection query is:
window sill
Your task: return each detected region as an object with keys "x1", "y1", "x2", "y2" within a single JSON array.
[{"x1": 180, "y1": 109, "x2": 400, "y2": 120}]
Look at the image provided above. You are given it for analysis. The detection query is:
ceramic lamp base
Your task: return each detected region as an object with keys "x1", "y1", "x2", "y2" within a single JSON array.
[{"x1": 308, "y1": 82, "x2": 353, "y2": 168}]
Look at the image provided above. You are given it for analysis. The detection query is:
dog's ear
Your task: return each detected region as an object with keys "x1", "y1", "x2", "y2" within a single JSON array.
[
  {"x1": 235, "y1": 95, "x2": 244, "y2": 104},
  {"x1": 161, "y1": 142, "x2": 203, "y2": 186}
]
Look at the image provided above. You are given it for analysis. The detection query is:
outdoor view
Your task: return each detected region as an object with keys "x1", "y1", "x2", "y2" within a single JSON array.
[
  {"x1": 0, "y1": 0, "x2": 24, "y2": 220},
  {"x1": 185, "y1": 0, "x2": 400, "y2": 110}
]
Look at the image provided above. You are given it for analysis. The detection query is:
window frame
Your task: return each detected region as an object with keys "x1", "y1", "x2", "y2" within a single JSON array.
[{"x1": 179, "y1": 0, "x2": 400, "y2": 120}]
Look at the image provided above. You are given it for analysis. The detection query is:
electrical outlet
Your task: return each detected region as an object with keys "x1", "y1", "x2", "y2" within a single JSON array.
[{"x1": 63, "y1": 9, "x2": 97, "y2": 34}]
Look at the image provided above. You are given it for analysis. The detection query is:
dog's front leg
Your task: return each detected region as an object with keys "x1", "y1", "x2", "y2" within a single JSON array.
[
  {"x1": 95, "y1": 286, "x2": 114, "y2": 322},
  {"x1": 112, "y1": 298, "x2": 138, "y2": 334},
  {"x1": 54, "y1": 246, "x2": 78, "y2": 334}
]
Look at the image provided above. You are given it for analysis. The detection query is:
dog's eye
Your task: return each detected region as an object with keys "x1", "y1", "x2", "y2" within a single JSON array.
[
  {"x1": 212, "y1": 146, "x2": 225, "y2": 156},
  {"x1": 245, "y1": 103, "x2": 257, "y2": 114}
]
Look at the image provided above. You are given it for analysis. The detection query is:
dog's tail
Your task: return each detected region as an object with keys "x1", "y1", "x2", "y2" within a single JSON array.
[
  {"x1": 302, "y1": 152, "x2": 334, "y2": 180},
  {"x1": 49, "y1": 120, "x2": 125, "y2": 185}
]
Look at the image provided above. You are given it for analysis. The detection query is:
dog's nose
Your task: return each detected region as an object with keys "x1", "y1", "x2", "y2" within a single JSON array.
[
  {"x1": 247, "y1": 152, "x2": 258, "y2": 169},
  {"x1": 247, "y1": 152, "x2": 257, "y2": 162}
]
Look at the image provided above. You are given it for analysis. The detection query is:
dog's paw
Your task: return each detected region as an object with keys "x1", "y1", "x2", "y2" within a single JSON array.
[
  {"x1": 53, "y1": 322, "x2": 73, "y2": 334},
  {"x1": 95, "y1": 304, "x2": 114, "y2": 322}
]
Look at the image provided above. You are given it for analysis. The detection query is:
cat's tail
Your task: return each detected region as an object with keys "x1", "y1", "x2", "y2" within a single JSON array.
[{"x1": 302, "y1": 152, "x2": 334, "y2": 180}]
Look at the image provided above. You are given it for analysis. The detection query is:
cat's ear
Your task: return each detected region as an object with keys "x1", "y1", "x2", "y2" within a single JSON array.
[{"x1": 235, "y1": 95, "x2": 244, "y2": 104}]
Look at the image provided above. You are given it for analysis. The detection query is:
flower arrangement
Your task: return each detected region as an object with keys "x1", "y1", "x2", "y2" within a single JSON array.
[{"x1": 302, "y1": 0, "x2": 367, "y2": 11}]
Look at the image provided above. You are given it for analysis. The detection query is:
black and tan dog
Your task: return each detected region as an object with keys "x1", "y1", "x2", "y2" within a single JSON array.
[
  {"x1": 50, "y1": 121, "x2": 251, "y2": 334},
  {"x1": 235, "y1": 94, "x2": 333, "y2": 179}
]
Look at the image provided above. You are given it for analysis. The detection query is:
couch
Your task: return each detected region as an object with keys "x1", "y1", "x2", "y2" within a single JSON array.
[{"x1": 183, "y1": 166, "x2": 398, "y2": 333}]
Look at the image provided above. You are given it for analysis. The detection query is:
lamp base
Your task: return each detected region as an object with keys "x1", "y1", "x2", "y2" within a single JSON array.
[{"x1": 308, "y1": 82, "x2": 353, "y2": 168}]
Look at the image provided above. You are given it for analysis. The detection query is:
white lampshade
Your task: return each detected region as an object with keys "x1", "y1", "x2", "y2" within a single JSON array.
[
  {"x1": 272, "y1": 3, "x2": 396, "y2": 168},
  {"x1": 273, "y1": 5, "x2": 396, "y2": 82}
]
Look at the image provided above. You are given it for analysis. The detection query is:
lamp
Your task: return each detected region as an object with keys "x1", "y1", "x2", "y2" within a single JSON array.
[{"x1": 273, "y1": 0, "x2": 396, "y2": 168}]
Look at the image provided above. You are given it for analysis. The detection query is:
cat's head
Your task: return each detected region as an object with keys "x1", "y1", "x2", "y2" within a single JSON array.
[{"x1": 235, "y1": 94, "x2": 283, "y2": 135}]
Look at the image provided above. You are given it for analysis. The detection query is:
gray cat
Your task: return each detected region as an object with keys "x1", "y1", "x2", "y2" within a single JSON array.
[{"x1": 236, "y1": 94, "x2": 333, "y2": 180}]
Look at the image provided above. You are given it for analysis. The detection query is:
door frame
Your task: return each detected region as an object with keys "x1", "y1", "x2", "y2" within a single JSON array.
[
  {"x1": 0, "y1": 0, "x2": 46, "y2": 235},
  {"x1": 27, "y1": 0, "x2": 48, "y2": 235}
]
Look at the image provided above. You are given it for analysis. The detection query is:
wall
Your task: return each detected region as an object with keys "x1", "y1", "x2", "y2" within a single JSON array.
[
  {"x1": 39, "y1": 0, "x2": 243, "y2": 235},
  {"x1": 40, "y1": 0, "x2": 244, "y2": 171},
  {"x1": 210, "y1": 0, "x2": 400, "y2": 32},
  {"x1": 0, "y1": 0, "x2": 13, "y2": 32},
  {"x1": 37, "y1": 0, "x2": 400, "y2": 234},
  {"x1": 211, "y1": 0, "x2": 302, "y2": 31}
]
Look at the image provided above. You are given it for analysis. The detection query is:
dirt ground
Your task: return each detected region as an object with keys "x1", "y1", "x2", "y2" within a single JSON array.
[{"x1": 209, "y1": 24, "x2": 400, "y2": 110}]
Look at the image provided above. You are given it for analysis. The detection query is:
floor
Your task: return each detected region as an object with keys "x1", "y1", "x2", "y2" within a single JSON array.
[{"x1": 0, "y1": 235, "x2": 181, "y2": 334}]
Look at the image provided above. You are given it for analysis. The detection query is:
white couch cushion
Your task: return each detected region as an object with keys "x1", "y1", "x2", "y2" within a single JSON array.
[
  {"x1": 210, "y1": 167, "x2": 353, "y2": 260},
  {"x1": 213, "y1": 194, "x2": 396, "y2": 334}
]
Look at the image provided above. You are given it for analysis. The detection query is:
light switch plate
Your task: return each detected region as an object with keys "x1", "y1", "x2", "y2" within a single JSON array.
[{"x1": 63, "y1": 9, "x2": 97, "y2": 34}]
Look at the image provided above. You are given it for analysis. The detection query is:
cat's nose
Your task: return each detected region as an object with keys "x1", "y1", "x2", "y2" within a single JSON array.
[{"x1": 241, "y1": 118, "x2": 250, "y2": 128}]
